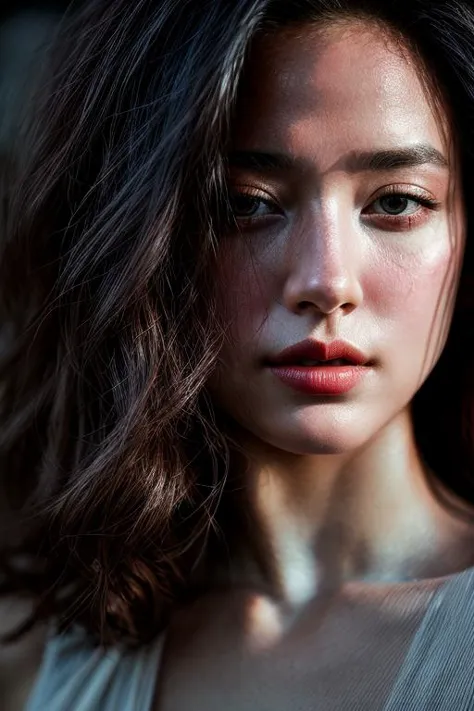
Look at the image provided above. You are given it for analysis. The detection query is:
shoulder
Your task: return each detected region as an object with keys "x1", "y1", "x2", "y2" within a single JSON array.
[{"x1": 24, "y1": 621, "x2": 165, "y2": 711}]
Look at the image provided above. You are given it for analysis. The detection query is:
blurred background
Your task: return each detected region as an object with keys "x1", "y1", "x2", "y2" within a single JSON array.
[
  {"x1": 0, "y1": 5, "x2": 69, "y2": 711},
  {"x1": 0, "y1": 2, "x2": 69, "y2": 163}
]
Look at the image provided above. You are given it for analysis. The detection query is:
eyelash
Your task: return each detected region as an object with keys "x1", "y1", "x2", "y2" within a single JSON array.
[{"x1": 229, "y1": 187, "x2": 442, "y2": 231}]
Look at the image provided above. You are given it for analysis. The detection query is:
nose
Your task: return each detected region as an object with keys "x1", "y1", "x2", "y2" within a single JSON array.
[{"x1": 282, "y1": 209, "x2": 363, "y2": 317}]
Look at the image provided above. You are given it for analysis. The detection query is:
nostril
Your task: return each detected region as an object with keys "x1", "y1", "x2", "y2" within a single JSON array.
[{"x1": 296, "y1": 300, "x2": 356, "y2": 315}]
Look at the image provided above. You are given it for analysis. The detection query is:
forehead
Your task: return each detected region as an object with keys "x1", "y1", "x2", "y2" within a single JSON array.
[{"x1": 233, "y1": 21, "x2": 451, "y2": 161}]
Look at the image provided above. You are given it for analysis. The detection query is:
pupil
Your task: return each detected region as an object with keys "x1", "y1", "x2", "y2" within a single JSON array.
[
  {"x1": 381, "y1": 196, "x2": 408, "y2": 214},
  {"x1": 231, "y1": 194, "x2": 258, "y2": 217}
]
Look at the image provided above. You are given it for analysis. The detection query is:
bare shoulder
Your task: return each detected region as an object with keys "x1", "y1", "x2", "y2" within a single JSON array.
[{"x1": 0, "y1": 597, "x2": 47, "y2": 711}]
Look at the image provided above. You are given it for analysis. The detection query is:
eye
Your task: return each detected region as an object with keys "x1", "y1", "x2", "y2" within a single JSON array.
[
  {"x1": 228, "y1": 190, "x2": 281, "y2": 221},
  {"x1": 363, "y1": 188, "x2": 441, "y2": 230},
  {"x1": 371, "y1": 194, "x2": 421, "y2": 216}
]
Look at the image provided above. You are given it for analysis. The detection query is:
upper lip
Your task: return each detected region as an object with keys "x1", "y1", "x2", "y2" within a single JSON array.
[{"x1": 267, "y1": 339, "x2": 370, "y2": 366}]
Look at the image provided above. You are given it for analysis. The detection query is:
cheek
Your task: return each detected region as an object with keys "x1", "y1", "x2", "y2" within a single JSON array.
[
  {"x1": 215, "y1": 242, "x2": 274, "y2": 347},
  {"x1": 365, "y1": 238, "x2": 464, "y2": 368}
]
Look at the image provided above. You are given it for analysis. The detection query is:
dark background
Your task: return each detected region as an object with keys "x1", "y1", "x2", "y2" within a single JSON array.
[{"x1": 0, "y1": 2, "x2": 72, "y2": 158}]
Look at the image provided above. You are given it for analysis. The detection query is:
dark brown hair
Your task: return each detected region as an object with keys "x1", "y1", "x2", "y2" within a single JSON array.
[{"x1": 2, "y1": 0, "x2": 474, "y2": 647}]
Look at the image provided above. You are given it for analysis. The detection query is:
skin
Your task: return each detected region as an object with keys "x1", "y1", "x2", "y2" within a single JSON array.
[
  {"x1": 9, "y1": 17, "x2": 474, "y2": 711},
  {"x1": 207, "y1": 19, "x2": 473, "y2": 599},
  {"x1": 152, "y1": 20, "x2": 474, "y2": 711}
]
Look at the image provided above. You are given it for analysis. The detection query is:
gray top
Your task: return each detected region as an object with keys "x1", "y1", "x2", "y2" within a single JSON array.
[
  {"x1": 383, "y1": 566, "x2": 474, "y2": 710},
  {"x1": 24, "y1": 625, "x2": 166, "y2": 711},
  {"x1": 25, "y1": 567, "x2": 474, "y2": 711}
]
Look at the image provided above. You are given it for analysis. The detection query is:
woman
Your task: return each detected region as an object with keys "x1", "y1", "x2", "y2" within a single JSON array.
[{"x1": 2, "y1": 0, "x2": 474, "y2": 708}]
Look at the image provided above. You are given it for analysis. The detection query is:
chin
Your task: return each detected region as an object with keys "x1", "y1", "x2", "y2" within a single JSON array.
[{"x1": 248, "y1": 415, "x2": 373, "y2": 456}]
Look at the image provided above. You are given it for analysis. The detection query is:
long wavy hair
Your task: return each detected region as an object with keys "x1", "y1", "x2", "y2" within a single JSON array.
[{"x1": 2, "y1": 0, "x2": 474, "y2": 647}]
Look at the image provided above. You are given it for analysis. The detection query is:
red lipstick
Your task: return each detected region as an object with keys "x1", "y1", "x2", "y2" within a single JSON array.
[{"x1": 267, "y1": 339, "x2": 371, "y2": 396}]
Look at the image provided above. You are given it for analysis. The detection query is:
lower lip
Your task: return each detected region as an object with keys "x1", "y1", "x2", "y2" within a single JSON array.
[{"x1": 269, "y1": 365, "x2": 367, "y2": 395}]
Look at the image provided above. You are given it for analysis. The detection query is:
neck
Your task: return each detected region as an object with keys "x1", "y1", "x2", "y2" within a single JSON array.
[{"x1": 229, "y1": 407, "x2": 474, "y2": 606}]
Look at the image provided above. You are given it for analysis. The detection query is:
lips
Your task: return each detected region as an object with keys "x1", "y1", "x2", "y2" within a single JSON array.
[
  {"x1": 266, "y1": 339, "x2": 372, "y2": 396},
  {"x1": 267, "y1": 339, "x2": 370, "y2": 367}
]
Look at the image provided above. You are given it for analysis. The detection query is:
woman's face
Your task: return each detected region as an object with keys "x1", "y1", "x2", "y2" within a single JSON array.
[{"x1": 209, "y1": 20, "x2": 465, "y2": 455}]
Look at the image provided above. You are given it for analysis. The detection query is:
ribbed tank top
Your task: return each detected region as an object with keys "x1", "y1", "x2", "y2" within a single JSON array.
[{"x1": 25, "y1": 566, "x2": 474, "y2": 710}]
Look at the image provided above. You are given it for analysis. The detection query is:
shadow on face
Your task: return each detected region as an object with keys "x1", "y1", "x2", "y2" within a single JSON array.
[{"x1": 208, "y1": 18, "x2": 465, "y2": 459}]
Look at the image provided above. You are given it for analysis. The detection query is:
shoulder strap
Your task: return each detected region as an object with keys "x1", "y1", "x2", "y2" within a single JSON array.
[{"x1": 383, "y1": 568, "x2": 474, "y2": 710}]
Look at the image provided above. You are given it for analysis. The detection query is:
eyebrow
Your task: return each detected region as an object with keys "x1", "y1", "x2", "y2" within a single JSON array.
[{"x1": 228, "y1": 144, "x2": 449, "y2": 174}]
